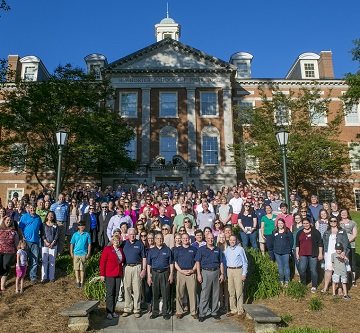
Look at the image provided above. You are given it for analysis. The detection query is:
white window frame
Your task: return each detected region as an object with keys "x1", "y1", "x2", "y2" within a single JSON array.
[
  {"x1": 309, "y1": 106, "x2": 327, "y2": 126},
  {"x1": 200, "y1": 92, "x2": 218, "y2": 117},
  {"x1": 119, "y1": 92, "x2": 138, "y2": 118},
  {"x1": 236, "y1": 61, "x2": 250, "y2": 78},
  {"x1": 201, "y1": 126, "x2": 220, "y2": 165},
  {"x1": 274, "y1": 104, "x2": 290, "y2": 126},
  {"x1": 126, "y1": 131, "x2": 137, "y2": 160},
  {"x1": 349, "y1": 142, "x2": 360, "y2": 172},
  {"x1": 159, "y1": 92, "x2": 178, "y2": 118},
  {"x1": 24, "y1": 66, "x2": 36, "y2": 81},
  {"x1": 345, "y1": 103, "x2": 360, "y2": 126},
  {"x1": 301, "y1": 60, "x2": 319, "y2": 79},
  {"x1": 7, "y1": 188, "x2": 24, "y2": 202},
  {"x1": 237, "y1": 99, "x2": 255, "y2": 126},
  {"x1": 10, "y1": 143, "x2": 27, "y2": 172},
  {"x1": 159, "y1": 126, "x2": 178, "y2": 163}
]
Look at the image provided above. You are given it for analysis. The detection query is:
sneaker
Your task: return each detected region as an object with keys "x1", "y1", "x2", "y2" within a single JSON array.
[
  {"x1": 107, "y1": 313, "x2": 113, "y2": 320},
  {"x1": 344, "y1": 295, "x2": 351, "y2": 299},
  {"x1": 112, "y1": 312, "x2": 119, "y2": 318},
  {"x1": 80, "y1": 282, "x2": 84, "y2": 288},
  {"x1": 284, "y1": 283, "x2": 289, "y2": 288},
  {"x1": 76, "y1": 282, "x2": 81, "y2": 288},
  {"x1": 311, "y1": 287, "x2": 316, "y2": 293},
  {"x1": 352, "y1": 282, "x2": 357, "y2": 287}
]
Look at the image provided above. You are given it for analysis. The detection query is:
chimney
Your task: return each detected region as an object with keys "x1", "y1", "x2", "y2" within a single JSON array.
[
  {"x1": 318, "y1": 51, "x2": 334, "y2": 79},
  {"x1": 7, "y1": 55, "x2": 21, "y2": 81}
]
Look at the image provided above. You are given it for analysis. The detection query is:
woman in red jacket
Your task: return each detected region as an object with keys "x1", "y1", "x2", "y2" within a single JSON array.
[{"x1": 100, "y1": 235, "x2": 125, "y2": 320}]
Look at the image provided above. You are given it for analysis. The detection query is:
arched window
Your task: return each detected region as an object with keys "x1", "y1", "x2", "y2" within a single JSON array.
[
  {"x1": 160, "y1": 126, "x2": 178, "y2": 163},
  {"x1": 201, "y1": 126, "x2": 220, "y2": 165}
]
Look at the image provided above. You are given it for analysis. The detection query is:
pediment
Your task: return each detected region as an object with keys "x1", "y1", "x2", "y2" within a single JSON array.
[{"x1": 105, "y1": 39, "x2": 236, "y2": 73}]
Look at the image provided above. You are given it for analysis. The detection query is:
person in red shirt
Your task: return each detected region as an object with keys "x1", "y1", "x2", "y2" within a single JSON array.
[
  {"x1": 159, "y1": 196, "x2": 175, "y2": 220},
  {"x1": 139, "y1": 196, "x2": 159, "y2": 216},
  {"x1": 100, "y1": 235, "x2": 125, "y2": 320}
]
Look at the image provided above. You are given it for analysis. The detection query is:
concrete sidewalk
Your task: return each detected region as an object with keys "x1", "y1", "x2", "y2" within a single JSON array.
[{"x1": 99, "y1": 302, "x2": 247, "y2": 333}]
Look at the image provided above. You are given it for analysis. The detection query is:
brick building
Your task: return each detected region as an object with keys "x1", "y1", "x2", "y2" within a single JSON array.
[{"x1": 1, "y1": 14, "x2": 360, "y2": 208}]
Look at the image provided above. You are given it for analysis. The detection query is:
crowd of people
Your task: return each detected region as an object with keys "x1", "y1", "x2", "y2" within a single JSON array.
[{"x1": 0, "y1": 181, "x2": 357, "y2": 321}]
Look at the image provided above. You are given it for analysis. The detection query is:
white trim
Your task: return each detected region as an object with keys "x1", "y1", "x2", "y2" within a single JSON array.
[
  {"x1": 119, "y1": 92, "x2": 138, "y2": 118},
  {"x1": 200, "y1": 91, "x2": 218, "y2": 117},
  {"x1": 201, "y1": 126, "x2": 220, "y2": 165},
  {"x1": 159, "y1": 91, "x2": 178, "y2": 118}
]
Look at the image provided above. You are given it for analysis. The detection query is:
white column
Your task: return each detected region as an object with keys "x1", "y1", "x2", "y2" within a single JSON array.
[
  {"x1": 223, "y1": 88, "x2": 234, "y2": 165},
  {"x1": 187, "y1": 88, "x2": 197, "y2": 163},
  {"x1": 141, "y1": 88, "x2": 151, "y2": 164}
]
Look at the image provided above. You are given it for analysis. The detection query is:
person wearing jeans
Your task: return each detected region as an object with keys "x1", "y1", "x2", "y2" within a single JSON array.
[
  {"x1": 18, "y1": 204, "x2": 43, "y2": 283},
  {"x1": 296, "y1": 218, "x2": 323, "y2": 293},
  {"x1": 273, "y1": 218, "x2": 293, "y2": 286}
]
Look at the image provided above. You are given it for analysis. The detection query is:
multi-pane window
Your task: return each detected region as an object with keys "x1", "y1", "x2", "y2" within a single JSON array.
[
  {"x1": 309, "y1": 107, "x2": 326, "y2": 126},
  {"x1": 119, "y1": 92, "x2": 137, "y2": 118},
  {"x1": 349, "y1": 143, "x2": 360, "y2": 172},
  {"x1": 237, "y1": 100, "x2": 254, "y2": 125},
  {"x1": 126, "y1": 138, "x2": 136, "y2": 160},
  {"x1": 90, "y1": 64, "x2": 102, "y2": 80},
  {"x1": 317, "y1": 188, "x2": 335, "y2": 203},
  {"x1": 202, "y1": 136, "x2": 218, "y2": 165},
  {"x1": 24, "y1": 67, "x2": 36, "y2": 81},
  {"x1": 160, "y1": 127, "x2": 177, "y2": 163},
  {"x1": 274, "y1": 104, "x2": 290, "y2": 125},
  {"x1": 10, "y1": 143, "x2": 26, "y2": 172},
  {"x1": 200, "y1": 92, "x2": 218, "y2": 116},
  {"x1": 304, "y1": 63, "x2": 315, "y2": 78},
  {"x1": 160, "y1": 92, "x2": 177, "y2": 117},
  {"x1": 345, "y1": 104, "x2": 360, "y2": 125},
  {"x1": 236, "y1": 61, "x2": 249, "y2": 78}
]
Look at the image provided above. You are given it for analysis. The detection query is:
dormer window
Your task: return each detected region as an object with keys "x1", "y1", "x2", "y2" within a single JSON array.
[
  {"x1": 90, "y1": 64, "x2": 102, "y2": 80},
  {"x1": 304, "y1": 63, "x2": 315, "y2": 78},
  {"x1": 236, "y1": 61, "x2": 250, "y2": 78},
  {"x1": 24, "y1": 66, "x2": 36, "y2": 81}
]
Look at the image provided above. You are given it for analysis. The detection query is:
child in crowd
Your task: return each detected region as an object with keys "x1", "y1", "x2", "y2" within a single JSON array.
[
  {"x1": 69, "y1": 221, "x2": 91, "y2": 288},
  {"x1": 332, "y1": 242, "x2": 350, "y2": 299},
  {"x1": 15, "y1": 239, "x2": 28, "y2": 293}
]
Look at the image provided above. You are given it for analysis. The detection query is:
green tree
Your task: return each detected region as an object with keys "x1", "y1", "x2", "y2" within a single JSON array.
[
  {"x1": 0, "y1": 62, "x2": 135, "y2": 189},
  {"x1": 343, "y1": 39, "x2": 360, "y2": 106},
  {"x1": 232, "y1": 84, "x2": 349, "y2": 189}
]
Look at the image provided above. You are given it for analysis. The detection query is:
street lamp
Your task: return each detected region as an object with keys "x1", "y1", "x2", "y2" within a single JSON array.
[
  {"x1": 55, "y1": 129, "x2": 68, "y2": 199},
  {"x1": 276, "y1": 127, "x2": 290, "y2": 207}
]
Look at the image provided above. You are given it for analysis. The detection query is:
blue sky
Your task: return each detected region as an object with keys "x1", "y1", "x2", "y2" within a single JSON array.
[{"x1": 1, "y1": 0, "x2": 358, "y2": 78}]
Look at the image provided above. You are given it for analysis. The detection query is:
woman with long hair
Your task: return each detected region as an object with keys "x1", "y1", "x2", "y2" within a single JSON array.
[
  {"x1": 260, "y1": 205, "x2": 276, "y2": 258},
  {"x1": 67, "y1": 198, "x2": 81, "y2": 243},
  {"x1": 321, "y1": 217, "x2": 349, "y2": 293},
  {"x1": 183, "y1": 217, "x2": 195, "y2": 243},
  {"x1": 339, "y1": 209, "x2": 358, "y2": 287},
  {"x1": 216, "y1": 232, "x2": 229, "y2": 313},
  {"x1": 149, "y1": 216, "x2": 162, "y2": 233},
  {"x1": 273, "y1": 218, "x2": 293, "y2": 287},
  {"x1": 238, "y1": 202, "x2": 258, "y2": 249},
  {"x1": 315, "y1": 209, "x2": 330, "y2": 239}
]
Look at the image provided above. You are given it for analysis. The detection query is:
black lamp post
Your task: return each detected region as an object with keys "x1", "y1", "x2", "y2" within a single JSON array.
[
  {"x1": 276, "y1": 127, "x2": 290, "y2": 207},
  {"x1": 55, "y1": 129, "x2": 68, "y2": 199}
]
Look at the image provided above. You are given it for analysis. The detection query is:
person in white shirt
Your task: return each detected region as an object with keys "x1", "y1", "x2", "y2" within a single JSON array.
[{"x1": 229, "y1": 191, "x2": 243, "y2": 225}]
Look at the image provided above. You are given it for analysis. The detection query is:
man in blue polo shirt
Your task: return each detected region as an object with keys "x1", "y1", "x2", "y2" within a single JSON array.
[
  {"x1": 224, "y1": 235, "x2": 248, "y2": 317},
  {"x1": 18, "y1": 204, "x2": 43, "y2": 284},
  {"x1": 195, "y1": 233, "x2": 224, "y2": 322},
  {"x1": 121, "y1": 228, "x2": 147, "y2": 318},
  {"x1": 147, "y1": 233, "x2": 174, "y2": 320},
  {"x1": 174, "y1": 233, "x2": 198, "y2": 319},
  {"x1": 50, "y1": 193, "x2": 69, "y2": 256}
]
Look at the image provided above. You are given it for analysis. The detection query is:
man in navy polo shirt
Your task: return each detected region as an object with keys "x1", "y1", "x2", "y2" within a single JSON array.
[
  {"x1": 174, "y1": 233, "x2": 198, "y2": 319},
  {"x1": 195, "y1": 233, "x2": 224, "y2": 322},
  {"x1": 121, "y1": 228, "x2": 146, "y2": 318},
  {"x1": 147, "y1": 233, "x2": 174, "y2": 320},
  {"x1": 159, "y1": 206, "x2": 172, "y2": 229}
]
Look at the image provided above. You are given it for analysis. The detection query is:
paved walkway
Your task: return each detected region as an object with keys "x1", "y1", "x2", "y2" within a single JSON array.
[{"x1": 98, "y1": 302, "x2": 247, "y2": 333}]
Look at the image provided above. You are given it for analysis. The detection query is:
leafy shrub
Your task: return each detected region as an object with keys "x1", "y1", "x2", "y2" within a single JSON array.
[
  {"x1": 308, "y1": 296, "x2": 323, "y2": 311},
  {"x1": 279, "y1": 328, "x2": 337, "y2": 333},
  {"x1": 285, "y1": 281, "x2": 307, "y2": 300},
  {"x1": 244, "y1": 248, "x2": 281, "y2": 300},
  {"x1": 85, "y1": 251, "x2": 101, "y2": 280},
  {"x1": 85, "y1": 276, "x2": 106, "y2": 301},
  {"x1": 56, "y1": 253, "x2": 74, "y2": 276}
]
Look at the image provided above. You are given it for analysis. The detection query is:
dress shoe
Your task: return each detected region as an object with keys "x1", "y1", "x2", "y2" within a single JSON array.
[
  {"x1": 150, "y1": 314, "x2": 158, "y2": 319},
  {"x1": 175, "y1": 313, "x2": 183, "y2": 319},
  {"x1": 163, "y1": 314, "x2": 171, "y2": 320},
  {"x1": 191, "y1": 314, "x2": 199, "y2": 319},
  {"x1": 212, "y1": 314, "x2": 221, "y2": 320},
  {"x1": 198, "y1": 316, "x2": 205, "y2": 322},
  {"x1": 226, "y1": 312, "x2": 236, "y2": 317}
]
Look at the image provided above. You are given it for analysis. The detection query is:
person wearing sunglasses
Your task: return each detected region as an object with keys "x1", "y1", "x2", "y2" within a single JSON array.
[
  {"x1": 196, "y1": 202, "x2": 216, "y2": 231},
  {"x1": 98, "y1": 203, "x2": 114, "y2": 249},
  {"x1": 238, "y1": 203, "x2": 258, "y2": 249},
  {"x1": 172, "y1": 204, "x2": 195, "y2": 234}
]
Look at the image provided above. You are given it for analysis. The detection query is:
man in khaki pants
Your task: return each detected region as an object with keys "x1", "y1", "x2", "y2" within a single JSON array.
[
  {"x1": 224, "y1": 235, "x2": 248, "y2": 316},
  {"x1": 174, "y1": 233, "x2": 198, "y2": 319}
]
